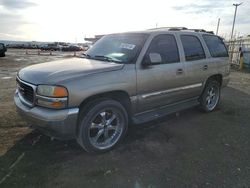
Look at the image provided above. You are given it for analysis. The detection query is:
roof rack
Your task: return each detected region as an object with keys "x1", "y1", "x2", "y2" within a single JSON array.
[
  {"x1": 187, "y1": 29, "x2": 214, "y2": 34},
  {"x1": 147, "y1": 27, "x2": 214, "y2": 34},
  {"x1": 147, "y1": 27, "x2": 187, "y2": 31}
]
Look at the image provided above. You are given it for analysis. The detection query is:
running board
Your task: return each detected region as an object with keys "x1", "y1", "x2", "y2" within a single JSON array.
[{"x1": 132, "y1": 98, "x2": 200, "y2": 124}]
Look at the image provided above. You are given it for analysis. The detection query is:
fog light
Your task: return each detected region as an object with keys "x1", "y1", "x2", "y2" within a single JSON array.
[{"x1": 36, "y1": 97, "x2": 67, "y2": 109}]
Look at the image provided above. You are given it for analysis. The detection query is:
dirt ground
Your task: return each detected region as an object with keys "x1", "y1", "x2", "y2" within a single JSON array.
[{"x1": 0, "y1": 49, "x2": 250, "y2": 188}]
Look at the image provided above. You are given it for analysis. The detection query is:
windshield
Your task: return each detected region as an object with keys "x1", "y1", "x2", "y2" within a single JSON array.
[{"x1": 85, "y1": 33, "x2": 149, "y2": 63}]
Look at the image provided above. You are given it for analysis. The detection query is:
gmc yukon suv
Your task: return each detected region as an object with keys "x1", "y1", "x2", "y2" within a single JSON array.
[{"x1": 14, "y1": 28, "x2": 230, "y2": 153}]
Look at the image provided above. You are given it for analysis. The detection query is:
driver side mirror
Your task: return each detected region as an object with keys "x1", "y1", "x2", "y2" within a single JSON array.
[{"x1": 142, "y1": 53, "x2": 162, "y2": 66}]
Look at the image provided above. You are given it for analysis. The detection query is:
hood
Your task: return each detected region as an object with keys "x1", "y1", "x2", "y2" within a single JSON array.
[{"x1": 18, "y1": 58, "x2": 124, "y2": 85}]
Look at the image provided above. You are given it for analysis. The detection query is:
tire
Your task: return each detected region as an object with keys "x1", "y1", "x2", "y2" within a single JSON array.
[
  {"x1": 0, "y1": 53, "x2": 5, "y2": 57},
  {"x1": 200, "y1": 80, "x2": 221, "y2": 112},
  {"x1": 77, "y1": 99, "x2": 128, "y2": 153}
]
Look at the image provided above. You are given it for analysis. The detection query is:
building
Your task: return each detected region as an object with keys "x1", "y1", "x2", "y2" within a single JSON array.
[{"x1": 84, "y1": 35, "x2": 105, "y2": 43}]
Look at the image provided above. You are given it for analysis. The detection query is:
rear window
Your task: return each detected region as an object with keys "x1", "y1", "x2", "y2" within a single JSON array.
[
  {"x1": 202, "y1": 35, "x2": 228, "y2": 57},
  {"x1": 181, "y1": 35, "x2": 206, "y2": 61}
]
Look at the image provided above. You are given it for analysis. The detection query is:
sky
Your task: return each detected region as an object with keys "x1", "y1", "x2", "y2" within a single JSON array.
[{"x1": 0, "y1": 0, "x2": 249, "y2": 42}]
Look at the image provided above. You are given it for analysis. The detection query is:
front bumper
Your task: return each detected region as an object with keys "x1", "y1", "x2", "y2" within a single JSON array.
[{"x1": 14, "y1": 91, "x2": 79, "y2": 140}]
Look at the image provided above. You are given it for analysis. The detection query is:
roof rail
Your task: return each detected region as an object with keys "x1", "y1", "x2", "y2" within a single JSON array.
[
  {"x1": 147, "y1": 27, "x2": 188, "y2": 31},
  {"x1": 185, "y1": 29, "x2": 214, "y2": 34},
  {"x1": 147, "y1": 27, "x2": 215, "y2": 34},
  {"x1": 206, "y1": 31, "x2": 214, "y2": 34}
]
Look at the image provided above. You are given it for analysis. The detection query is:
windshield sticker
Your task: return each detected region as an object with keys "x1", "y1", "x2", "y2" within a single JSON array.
[{"x1": 120, "y1": 43, "x2": 136, "y2": 50}]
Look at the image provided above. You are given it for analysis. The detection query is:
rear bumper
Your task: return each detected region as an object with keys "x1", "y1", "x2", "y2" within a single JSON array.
[
  {"x1": 222, "y1": 75, "x2": 230, "y2": 88},
  {"x1": 14, "y1": 91, "x2": 79, "y2": 140}
]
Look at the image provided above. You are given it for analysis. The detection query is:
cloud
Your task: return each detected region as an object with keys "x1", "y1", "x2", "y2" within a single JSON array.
[
  {"x1": 0, "y1": 0, "x2": 37, "y2": 10},
  {"x1": 0, "y1": 12, "x2": 31, "y2": 24},
  {"x1": 172, "y1": 0, "x2": 232, "y2": 14},
  {"x1": 210, "y1": 1, "x2": 250, "y2": 26},
  {"x1": 0, "y1": 0, "x2": 249, "y2": 41},
  {"x1": 0, "y1": 0, "x2": 37, "y2": 40},
  {"x1": 0, "y1": 12, "x2": 33, "y2": 40},
  {"x1": 230, "y1": 3, "x2": 250, "y2": 25},
  {"x1": 172, "y1": 0, "x2": 250, "y2": 28}
]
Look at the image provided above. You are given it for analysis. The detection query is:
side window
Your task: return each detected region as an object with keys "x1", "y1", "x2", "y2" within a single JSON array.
[
  {"x1": 181, "y1": 35, "x2": 206, "y2": 61},
  {"x1": 145, "y1": 34, "x2": 180, "y2": 64},
  {"x1": 203, "y1": 35, "x2": 229, "y2": 57}
]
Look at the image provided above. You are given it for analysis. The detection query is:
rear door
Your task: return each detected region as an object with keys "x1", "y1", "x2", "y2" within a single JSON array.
[{"x1": 177, "y1": 34, "x2": 208, "y2": 98}]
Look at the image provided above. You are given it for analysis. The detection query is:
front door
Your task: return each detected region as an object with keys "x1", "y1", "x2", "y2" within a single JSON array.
[{"x1": 136, "y1": 34, "x2": 188, "y2": 113}]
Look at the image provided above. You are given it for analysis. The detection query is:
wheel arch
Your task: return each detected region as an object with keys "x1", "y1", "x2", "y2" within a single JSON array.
[
  {"x1": 206, "y1": 74, "x2": 223, "y2": 86},
  {"x1": 78, "y1": 90, "x2": 133, "y2": 120}
]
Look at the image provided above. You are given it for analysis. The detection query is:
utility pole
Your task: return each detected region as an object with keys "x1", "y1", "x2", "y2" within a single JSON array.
[
  {"x1": 216, "y1": 18, "x2": 220, "y2": 35},
  {"x1": 230, "y1": 3, "x2": 243, "y2": 39}
]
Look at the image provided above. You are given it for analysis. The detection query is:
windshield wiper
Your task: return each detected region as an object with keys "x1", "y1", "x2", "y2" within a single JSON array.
[{"x1": 93, "y1": 55, "x2": 122, "y2": 63}]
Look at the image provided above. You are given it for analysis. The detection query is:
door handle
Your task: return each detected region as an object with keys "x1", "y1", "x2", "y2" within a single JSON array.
[
  {"x1": 176, "y1": 68, "x2": 183, "y2": 75},
  {"x1": 203, "y1": 65, "x2": 208, "y2": 70}
]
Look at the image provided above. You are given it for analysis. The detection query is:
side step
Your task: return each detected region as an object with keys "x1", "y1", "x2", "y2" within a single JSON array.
[{"x1": 132, "y1": 98, "x2": 200, "y2": 124}]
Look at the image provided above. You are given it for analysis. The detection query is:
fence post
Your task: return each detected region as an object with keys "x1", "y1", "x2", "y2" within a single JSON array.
[{"x1": 239, "y1": 52, "x2": 244, "y2": 70}]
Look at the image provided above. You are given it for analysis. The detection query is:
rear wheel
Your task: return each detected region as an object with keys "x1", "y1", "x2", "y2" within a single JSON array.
[
  {"x1": 200, "y1": 80, "x2": 221, "y2": 112},
  {"x1": 77, "y1": 99, "x2": 128, "y2": 153}
]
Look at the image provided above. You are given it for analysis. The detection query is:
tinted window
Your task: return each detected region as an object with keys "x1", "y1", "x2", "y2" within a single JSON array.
[
  {"x1": 146, "y1": 34, "x2": 180, "y2": 64},
  {"x1": 86, "y1": 33, "x2": 149, "y2": 64},
  {"x1": 181, "y1": 35, "x2": 206, "y2": 61},
  {"x1": 203, "y1": 35, "x2": 228, "y2": 57}
]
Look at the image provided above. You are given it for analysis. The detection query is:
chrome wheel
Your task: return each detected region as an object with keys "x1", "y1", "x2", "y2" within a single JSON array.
[
  {"x1": 200, "y1": 80, "x2": 221, "y2": 112},
  {"x1": 77, "y1": 99, "x2": 128, "y2": 153},
  {"x1": 88, "y1": 108, "x2": 124, "y2": 150},
  {"x1": 205, "y1": 85, "x2": 219, "y2": 110}
]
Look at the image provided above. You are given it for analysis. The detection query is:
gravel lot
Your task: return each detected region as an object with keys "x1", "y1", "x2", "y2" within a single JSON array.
[{"x1": 0, "y1": 49, "x2": 250, "y2": 188}]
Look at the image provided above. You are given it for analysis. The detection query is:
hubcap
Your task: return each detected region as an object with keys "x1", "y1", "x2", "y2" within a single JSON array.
[
  {"x1": 88, "y1": 109, "x2": 123, "y2": 149},
  {"x1": 205, "y1": 85, "x2": 219, "y2": 110}
]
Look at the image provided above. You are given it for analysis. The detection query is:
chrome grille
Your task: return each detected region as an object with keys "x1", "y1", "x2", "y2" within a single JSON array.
[{"x1": 16, "y1": 78, "x2": 34, "y2": 104}]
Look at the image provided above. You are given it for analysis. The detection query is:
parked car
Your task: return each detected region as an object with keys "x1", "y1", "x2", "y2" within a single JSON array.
[
  {"x1": 40, "y1": 43, "x2": 59, "y2": 51},
  {"x1": 14, "y1": 28, "x2": 230, "y2": 153},
  {"x1": 61, "y1": 45, "x2": 83, "y2": 51},
  {"x1": 0, "y1": 43, "x2": 7, "y2": 57}
]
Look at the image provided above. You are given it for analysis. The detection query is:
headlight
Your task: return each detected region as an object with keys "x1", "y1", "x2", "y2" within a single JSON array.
[
  {"x1": 37, "y1": 85, "x2": 68, "y2": 97},
  {"x1": 36, "y1": 85, "x2": 68, "y2": 109}
]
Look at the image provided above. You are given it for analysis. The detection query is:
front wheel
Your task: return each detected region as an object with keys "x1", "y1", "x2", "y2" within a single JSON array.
[
  {"x1": 200, "y1": 80, "x2": 221, "y2": 112},
  {"x1": 77, "y1": 99, "x2": 128, "y2": 153}
]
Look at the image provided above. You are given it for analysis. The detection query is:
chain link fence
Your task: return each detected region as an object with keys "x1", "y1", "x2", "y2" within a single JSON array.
[{"x1": 226, "y1": 37, "x2": 250, "y2": 69}]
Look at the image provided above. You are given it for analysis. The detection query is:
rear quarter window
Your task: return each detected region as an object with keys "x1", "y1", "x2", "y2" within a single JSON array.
[{"x1": 202, "y1": 35, "x2": 228, "y2": 57}]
